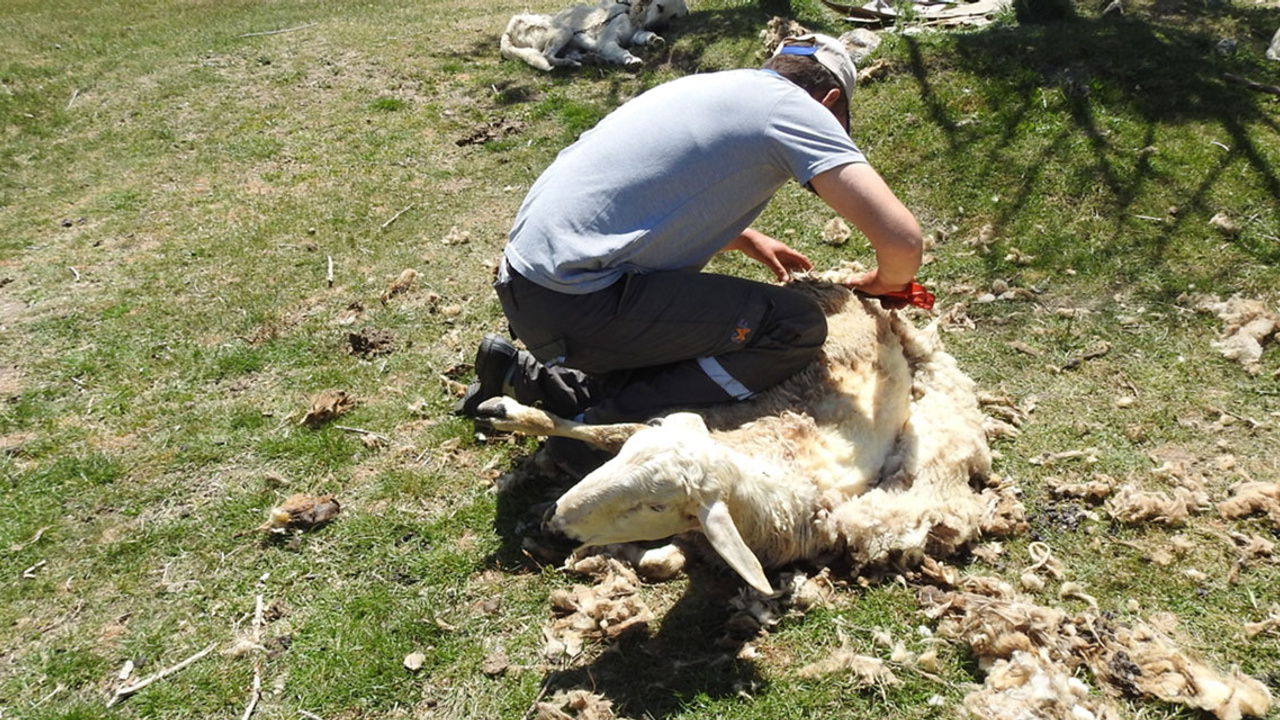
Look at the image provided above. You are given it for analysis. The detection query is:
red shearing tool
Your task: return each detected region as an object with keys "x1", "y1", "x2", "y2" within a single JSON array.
[{"x1": 856, "y1": 281, "x2": 936, "y2": 310}]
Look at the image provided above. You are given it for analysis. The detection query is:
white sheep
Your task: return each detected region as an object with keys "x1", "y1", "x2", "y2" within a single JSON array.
[{"x1": 477, "y1": 275, "x2": 999, "y2": 594}]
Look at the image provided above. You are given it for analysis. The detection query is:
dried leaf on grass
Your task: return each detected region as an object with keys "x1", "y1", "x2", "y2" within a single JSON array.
[
  {"x1": 301, "y1": 389, "x2": 356, "y2": 427},
  {"x1": 380, "y1": 268, "x2": 417, "y2": 305},
  {"x1": 256, "y1": 494, "x2": 341, "y2": 533},
  {"x1": 403, "y1": 651, "x2": 427, "y2": 671}
]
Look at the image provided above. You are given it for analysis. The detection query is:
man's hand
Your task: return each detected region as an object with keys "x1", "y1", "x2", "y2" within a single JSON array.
[
  {"x1": 725, "y1": 229, "x2": 812, "y2": 283},
  {"x1": 846, "y1": 268, "x2": 934, "y2": 310},
  {"x1": 844, "y1": 267, "x2": 906, "y2": 296}
]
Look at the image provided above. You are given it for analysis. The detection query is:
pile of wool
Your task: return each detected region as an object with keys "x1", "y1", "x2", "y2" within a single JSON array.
[
  {"x1": 535, "y1": 689, "x2": 622, "y2": 720},
  {"x1": 917, "y1": 568, "x2": 1273, "y2": 720},
  {"x1": 1191, "y1": 294, "x2": 1280, "y2": 374},
  {"x1": 1087, "y1": 620, "x2": 1273, "y2": 720},
  {"x1": 1047, "y1": 477, "x2": 1114, "y2": 504},
  {"x1": 542, "y1": 557, "x2": 653, "y2": 661},
  {"x1": 962, "y1": 650, "x2": 1122, "y2": 720},
  {"x1": 758, "y1": 16, "x2": 806, "y2": 54},
  {"x1": 978, "y1": 481, "x2": 1030, "y2": 537},
  {"x1": 797, "y1": 649, "x2": 901, "y2": 687},
  {"x1": 1217, "y1": 480, "x2": 1280, "y2": 529},
  {"x1": 1106, "y1": 479, "x2": 1209, "y2": 526},
  {"x1": 722, "y1": 570, "x2": 837, "y2": 641}
]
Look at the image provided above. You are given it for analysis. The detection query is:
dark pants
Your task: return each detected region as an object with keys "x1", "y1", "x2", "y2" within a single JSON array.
[{"x1": 495, "y1": 266, "x2": 826, "y2": 423}]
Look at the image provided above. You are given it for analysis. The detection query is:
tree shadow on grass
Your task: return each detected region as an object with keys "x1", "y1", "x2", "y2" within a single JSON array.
[{"x1": 909, "y1": 12, "x2": 1280, "y2": 289}]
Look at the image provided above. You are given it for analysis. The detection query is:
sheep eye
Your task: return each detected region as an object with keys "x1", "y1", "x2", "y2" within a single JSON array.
[{"x1": 648, "y1": 504, "x2": 666, "y2": 512}]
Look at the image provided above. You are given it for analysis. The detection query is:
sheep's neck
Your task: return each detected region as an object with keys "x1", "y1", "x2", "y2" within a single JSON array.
[{"x1": 718, "y1": 446, "x2": 827, "y2": 566}]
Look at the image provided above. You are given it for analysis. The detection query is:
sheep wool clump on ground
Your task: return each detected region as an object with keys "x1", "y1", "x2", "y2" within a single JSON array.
[
  {"x1": 536, "y1": 689, "x2": 623, "y2": 720},
  {"x1": 1217, "y1": 480, "x2": 1280, "y2": 529},
  {"x1": 541, "y1": 557, "x2": 653, "y2": 661},
  {"x1": 917, "y1": 568, "x2": 1274, "y2": 720},
  {"x1": 962, "y1": 650, "x2": 1123, "y2": 720},
  {"x1": 1191, "y1": 294, "x2": 1280, "y2": 374},
  {"x1": 1106, "y1": 479, "x2": 1209, "y2": 526}
]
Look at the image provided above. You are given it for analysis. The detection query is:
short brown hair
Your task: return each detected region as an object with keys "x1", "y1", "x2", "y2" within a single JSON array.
[{"x1": 761, "y1": 54, "x2": 850, "y2": 131}]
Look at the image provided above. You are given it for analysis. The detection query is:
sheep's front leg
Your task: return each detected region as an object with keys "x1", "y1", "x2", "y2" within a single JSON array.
[
  {"x1": 628, "y1": 29, "x2": 662, "y2": 47},
  {"x1": 474, "y1": 396, "x2": 646, "y2": 454},
  {"x1": 595, "y1": 39, "x2": 643, "y2": 67}
]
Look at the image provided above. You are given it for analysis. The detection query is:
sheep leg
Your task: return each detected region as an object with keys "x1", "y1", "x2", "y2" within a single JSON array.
[
  {"x1": 474, "y1": 396, "x2": 646, "y2": 453},
  {"x1": 629, "y1": 29, "x2": 661, "y2": 47}
]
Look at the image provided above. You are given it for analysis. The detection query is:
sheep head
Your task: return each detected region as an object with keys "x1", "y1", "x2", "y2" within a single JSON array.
[
  {"x1": 544, "y1": 412, "x2": 774, "y2": 594},
  {"x1": 635, "y1": 0, "x2": 688, "y2": 30}
]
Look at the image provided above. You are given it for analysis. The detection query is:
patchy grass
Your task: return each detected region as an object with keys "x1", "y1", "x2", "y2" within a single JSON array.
[{"x1": 2, "y1": 0, "x2": 1279, "y2": 718}]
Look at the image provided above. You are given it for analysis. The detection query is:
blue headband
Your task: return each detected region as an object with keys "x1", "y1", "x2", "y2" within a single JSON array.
[{"x1": 778, "y1": 44, "x2": 818, "y2": 57}]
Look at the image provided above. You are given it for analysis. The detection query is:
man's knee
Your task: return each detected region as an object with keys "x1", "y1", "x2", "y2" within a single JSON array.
[{"x1": 761, "y1": 289, "x2": 827, "y2": 353}]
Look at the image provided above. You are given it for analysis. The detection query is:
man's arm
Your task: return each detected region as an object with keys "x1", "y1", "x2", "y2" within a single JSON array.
[
  {"x1": 809, "y1": 162, "x2": 923, "y2": 294},
  {"x1": 722, "y1": 227, "x2": 813, "y2": 283}
]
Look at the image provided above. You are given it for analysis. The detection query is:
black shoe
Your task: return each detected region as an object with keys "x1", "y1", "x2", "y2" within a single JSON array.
[{"x1": 453, "y1": 334, "x2": 519, "y2": 417}]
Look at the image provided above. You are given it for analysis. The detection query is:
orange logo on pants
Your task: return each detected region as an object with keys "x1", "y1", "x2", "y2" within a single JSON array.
[{"x1": 732, "y1": 319, "x2": 751, "y2": 343}]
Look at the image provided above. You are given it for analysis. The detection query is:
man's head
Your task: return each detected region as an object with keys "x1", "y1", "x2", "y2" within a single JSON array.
[{"x1": 763, "y1": 33, "x2": 857, "y2": 132}]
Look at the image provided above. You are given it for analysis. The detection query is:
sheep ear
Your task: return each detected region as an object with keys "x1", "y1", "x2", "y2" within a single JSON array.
[{"x1": 698, "y1": 499, "x2": 772, "y2": 594}]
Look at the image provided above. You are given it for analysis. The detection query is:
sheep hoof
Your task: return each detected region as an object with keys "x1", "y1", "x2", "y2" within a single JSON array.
[{"x1": 475, "y1": 397, "x2": 512, "y2": 421}]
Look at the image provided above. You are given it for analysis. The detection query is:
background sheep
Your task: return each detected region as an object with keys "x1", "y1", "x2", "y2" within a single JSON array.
[
  {"x1": 500, "y1": 0, "x2": 687, "y2": 72},
  {"x1": 478, "y1": 275, "x2": 1010, "y2": 594}
]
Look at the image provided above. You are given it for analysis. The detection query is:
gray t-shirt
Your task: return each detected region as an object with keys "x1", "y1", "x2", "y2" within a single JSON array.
[{"x1": 504, "y1": 68, "x2": 868, "y2": 295}]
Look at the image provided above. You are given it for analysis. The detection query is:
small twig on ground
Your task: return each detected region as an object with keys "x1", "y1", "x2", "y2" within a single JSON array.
[
  {"x1": 299, "y1": 710, "x2": 326, "y2": 720},
  {"x1": 236, "y1": 22, "x2": 318, "y2": 39},
  {"x1": 241, "y1": 671, "x2": 261, "y2": 720},
  {"x1": 32, "y1": 683, "x2": 66, "y2": 709},
  {"x1": 21, "y1": 560, "x2": 46, "y2": 579},
  {"x1": 1057, "y1": 341, "x2": 1111, "y2": 372},
  {"x1": 240, "y1": 594, "x2": 265, "y2": 720},
  {"x1": 69, "y1": 267, "x2": 81, "y2": 282},
  {"x1": 520, "y1": 672, "x2": 557, "y2": 720},
  {"x1": 1210, "y1": 140, "x2": 1231, "y2": 152},
  {"x1": 380, "y1": 203, "x2": 414, "y2": 230},
  {"x1": 1223, "y1": 72, "x2": 1280, "y2": 98},
  {"x1": 107, "y1": 643, "x2": 217, "y2": 707},
  {"x1": 9, "y1": 525, "x2": 52, "y2": 553},
  {"x1": 326, "y1": 255, "x2": 334, "y2": 288},
  {"x1": 333, "y1": 425, "x2": 393, "y2": 444},
  {"x1": 67, "y1": 89, "x2": 79, "y2": 109},
  {"x1": 37, "y1": 599, "x2": 84, "y2": 635}
]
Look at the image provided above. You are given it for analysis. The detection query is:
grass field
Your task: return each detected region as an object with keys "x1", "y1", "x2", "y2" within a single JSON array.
[{"x1": 2, "y1": 0, "x2": 1279, "y2": 717}]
